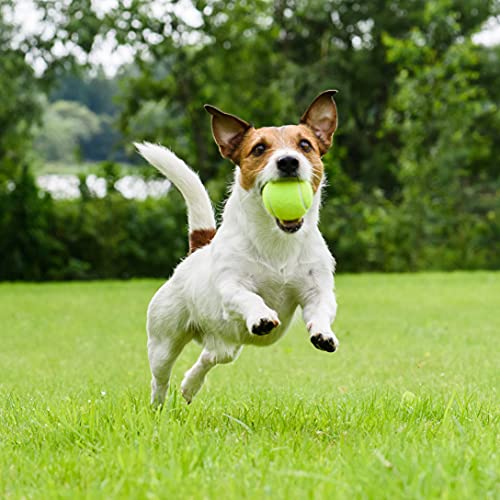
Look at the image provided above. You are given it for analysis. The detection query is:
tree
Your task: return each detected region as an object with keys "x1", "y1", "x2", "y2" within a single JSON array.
[
  {"x1": 0, "y1": 0, "x2": 42, "y2": 177},
  {"x1": 34, "y1": 100, "x2": 101, "y2": 163},
  {"x1": 382, "y1": 1, "x2": 500, "y2": 269},
  {"x1": 29, "y1": 0, "x2": 497, "y2": 194},
  {"x1": 50, "y1": 70, "x2": 120, "y2": 116}
]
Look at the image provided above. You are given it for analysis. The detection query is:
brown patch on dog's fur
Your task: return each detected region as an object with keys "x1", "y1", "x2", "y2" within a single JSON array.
[
  {"x1": 237, "y1": 125, "x2": 325, "y2": 192},
  {"x1": 189, "y1": 228, "x2": 216, "y2": 253}
]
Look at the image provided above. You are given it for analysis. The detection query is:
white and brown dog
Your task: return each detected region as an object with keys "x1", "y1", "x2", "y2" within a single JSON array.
[{"x1": 136, "y1": 90, "x2": 339, "y2": 406}]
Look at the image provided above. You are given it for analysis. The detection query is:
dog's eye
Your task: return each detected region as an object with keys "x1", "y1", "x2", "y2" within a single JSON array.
[
  {"x1": 251, "y1": 143, "x2": 267, "y2": 157},
  {"x1": 299, "y1": 139, "x2": 312, "y2": 152}
]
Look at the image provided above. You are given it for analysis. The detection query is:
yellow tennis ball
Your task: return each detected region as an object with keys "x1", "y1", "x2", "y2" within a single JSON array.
[{"x1": 262, "y1": 179, "x2": 314, "y2": 221}]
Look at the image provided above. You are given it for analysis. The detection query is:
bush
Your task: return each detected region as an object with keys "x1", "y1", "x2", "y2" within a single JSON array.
[
  {"x1": 0, "y1": 163, "x2": 498, "y2": 281},
  {"x1": 0, "y1": 165, "x2": 189, "y2": 281}
]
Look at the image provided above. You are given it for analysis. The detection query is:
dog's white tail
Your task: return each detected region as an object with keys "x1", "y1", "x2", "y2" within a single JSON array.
[{"x1": 134, "y1": 142, "x2": 216, "y2": 253}]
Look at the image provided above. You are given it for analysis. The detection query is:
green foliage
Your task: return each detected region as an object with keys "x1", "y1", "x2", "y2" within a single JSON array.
[
  {"x1": 0, "y1": 274, "x2": 498, "y2": 497},
  {"x1": 0, "y1": 1, "x2": 42, "y2": 177},
  {"x1": 104, "y1": 0, "x2": 497, "y2": 192},
  {"x1": 382, "y1": 15, "x2": 500, "y2": 270},
  {"x1": 0, "y1": 166, "x2": 62, "y2": 280},
  {"x1": 51, "y1": 70, "x2": 120, "y2": 116},
  {"x1": 34, "y1": 100, "x2": 101, "y2": 162},
  {"x1": 49, "y1": 191, "x2": 188, "y2": 280},
  {"x1": 49, "y1": 72, "x2": 128, "y2": 162},
  {"x1": 1, "y1": 159, "x2": 495, "y2": 281},
  {"x1": 0, "y1": 163, "x2": 189, "y2": 281},
  {"x1": 1, "y1": 0, "x2": 499, "y2": 279}
]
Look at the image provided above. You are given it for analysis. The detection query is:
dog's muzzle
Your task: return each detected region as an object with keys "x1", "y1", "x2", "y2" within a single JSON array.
[{"x1": 276, "y1": 218, "x2": 304, "y2": 233}]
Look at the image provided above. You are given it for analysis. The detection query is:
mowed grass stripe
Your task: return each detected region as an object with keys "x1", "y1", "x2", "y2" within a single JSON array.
[{"x1": 0, "y1": 273, "x2": 498, "y2": 499}]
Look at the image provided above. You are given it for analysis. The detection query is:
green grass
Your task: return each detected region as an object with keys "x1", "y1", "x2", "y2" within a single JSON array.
[{"x1": 0, "y1": 273, "x2": 498, "y2": 499}]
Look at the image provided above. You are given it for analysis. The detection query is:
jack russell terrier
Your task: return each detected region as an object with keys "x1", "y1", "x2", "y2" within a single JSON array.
[{"x1": 135, "y1": 90, "x2": 339, "y2": 406}]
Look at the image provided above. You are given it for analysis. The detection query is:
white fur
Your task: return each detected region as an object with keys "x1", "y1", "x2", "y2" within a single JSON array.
[
  {"x1": 134, "y1": 142, "x2": 215, "y2": 231},
  {"x1": 137, "y1": 143, "x2": 338, "y2": 406}
]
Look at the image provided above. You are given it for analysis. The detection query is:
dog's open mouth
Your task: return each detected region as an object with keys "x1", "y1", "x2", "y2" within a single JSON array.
[{"x1": 276, "y1": 218, "x2": 304, "y2": 233}]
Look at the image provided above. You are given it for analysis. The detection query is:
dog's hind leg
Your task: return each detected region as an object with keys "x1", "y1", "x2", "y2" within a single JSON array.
[
  {"x1": 181, "y1": 345, "x2": 242, "y2": 404},
  {"x1": 147, "y1": 279, "x2": 193, "y2": 407},
  {"x1": 148, "y1": 335, "x2": 191, "y2": 407}
]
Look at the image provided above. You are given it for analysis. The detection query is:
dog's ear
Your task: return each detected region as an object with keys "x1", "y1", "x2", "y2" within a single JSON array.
[
  {"x1": 300, "y1": 90, "x2": 338, "y2": 155},
  {"x1": 204, "y1": 105, "x2": 252, "y2": 162}
]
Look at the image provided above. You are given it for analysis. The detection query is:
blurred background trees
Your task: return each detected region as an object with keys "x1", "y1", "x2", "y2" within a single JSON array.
[{"x1": 0, "y1": 0, "x2": 499, "y2": 279}]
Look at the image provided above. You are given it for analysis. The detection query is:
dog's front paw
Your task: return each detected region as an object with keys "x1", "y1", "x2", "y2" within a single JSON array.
[
  {"x1": 252, "y1": 318, "x2": 280, "y2": 335},
  {"x1": 310, "y1": 332, "x2": 338, "y2": 352},
  {"x1": 307, "y1": 321, "x2": 339, "y2": 352},
  {"x1": 308, "y1": 323, "x2": 339, "y2": 352},
  {"x1": 247, "y1": 310, "x2": 280, "y2": 336}
]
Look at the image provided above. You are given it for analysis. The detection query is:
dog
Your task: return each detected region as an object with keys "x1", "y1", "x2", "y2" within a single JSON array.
[{"x1": 135, "y1": 90, "x2": 339, "y2": 406}]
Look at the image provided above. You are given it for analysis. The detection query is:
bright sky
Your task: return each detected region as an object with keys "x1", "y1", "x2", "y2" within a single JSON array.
[{"x1": 11, "y1": 0, "x2": 500, "y2": 77}]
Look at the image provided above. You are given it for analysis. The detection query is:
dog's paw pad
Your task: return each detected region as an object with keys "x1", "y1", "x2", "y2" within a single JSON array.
[
  {"x1": 251, "y1": 317, "x2": 279, "y2": 336},
  {"x1": 310, "y1": 333, "x2": 338, "y2": 353}
]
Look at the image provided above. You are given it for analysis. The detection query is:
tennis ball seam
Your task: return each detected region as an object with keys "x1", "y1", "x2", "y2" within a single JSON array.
[
  {"x1": 266, "y1": 194, "x2": 277, "y2": 218},
  {"x1": 297, "y1": 180, "x2": 307, "y2": 211}
]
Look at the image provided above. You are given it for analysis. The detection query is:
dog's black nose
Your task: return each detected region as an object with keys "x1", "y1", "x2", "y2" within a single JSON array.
[{"x1": 277, "y1": 156, "x2": 299, "y2": 176}]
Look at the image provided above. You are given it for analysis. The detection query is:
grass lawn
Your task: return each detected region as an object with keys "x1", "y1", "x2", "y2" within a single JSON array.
[{"x1": 0, "y1": 273, "x2": 498, "y2": 499}]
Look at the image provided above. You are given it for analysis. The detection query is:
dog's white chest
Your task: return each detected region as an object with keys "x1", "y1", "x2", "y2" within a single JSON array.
[{"x1": 254, "y1": 267, "x2": 299, "y2": 314}]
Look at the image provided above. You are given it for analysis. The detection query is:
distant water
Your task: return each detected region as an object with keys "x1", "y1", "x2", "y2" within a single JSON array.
[{"x1": 36, "y1": 174, "x2": 171, "y2": 200}]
